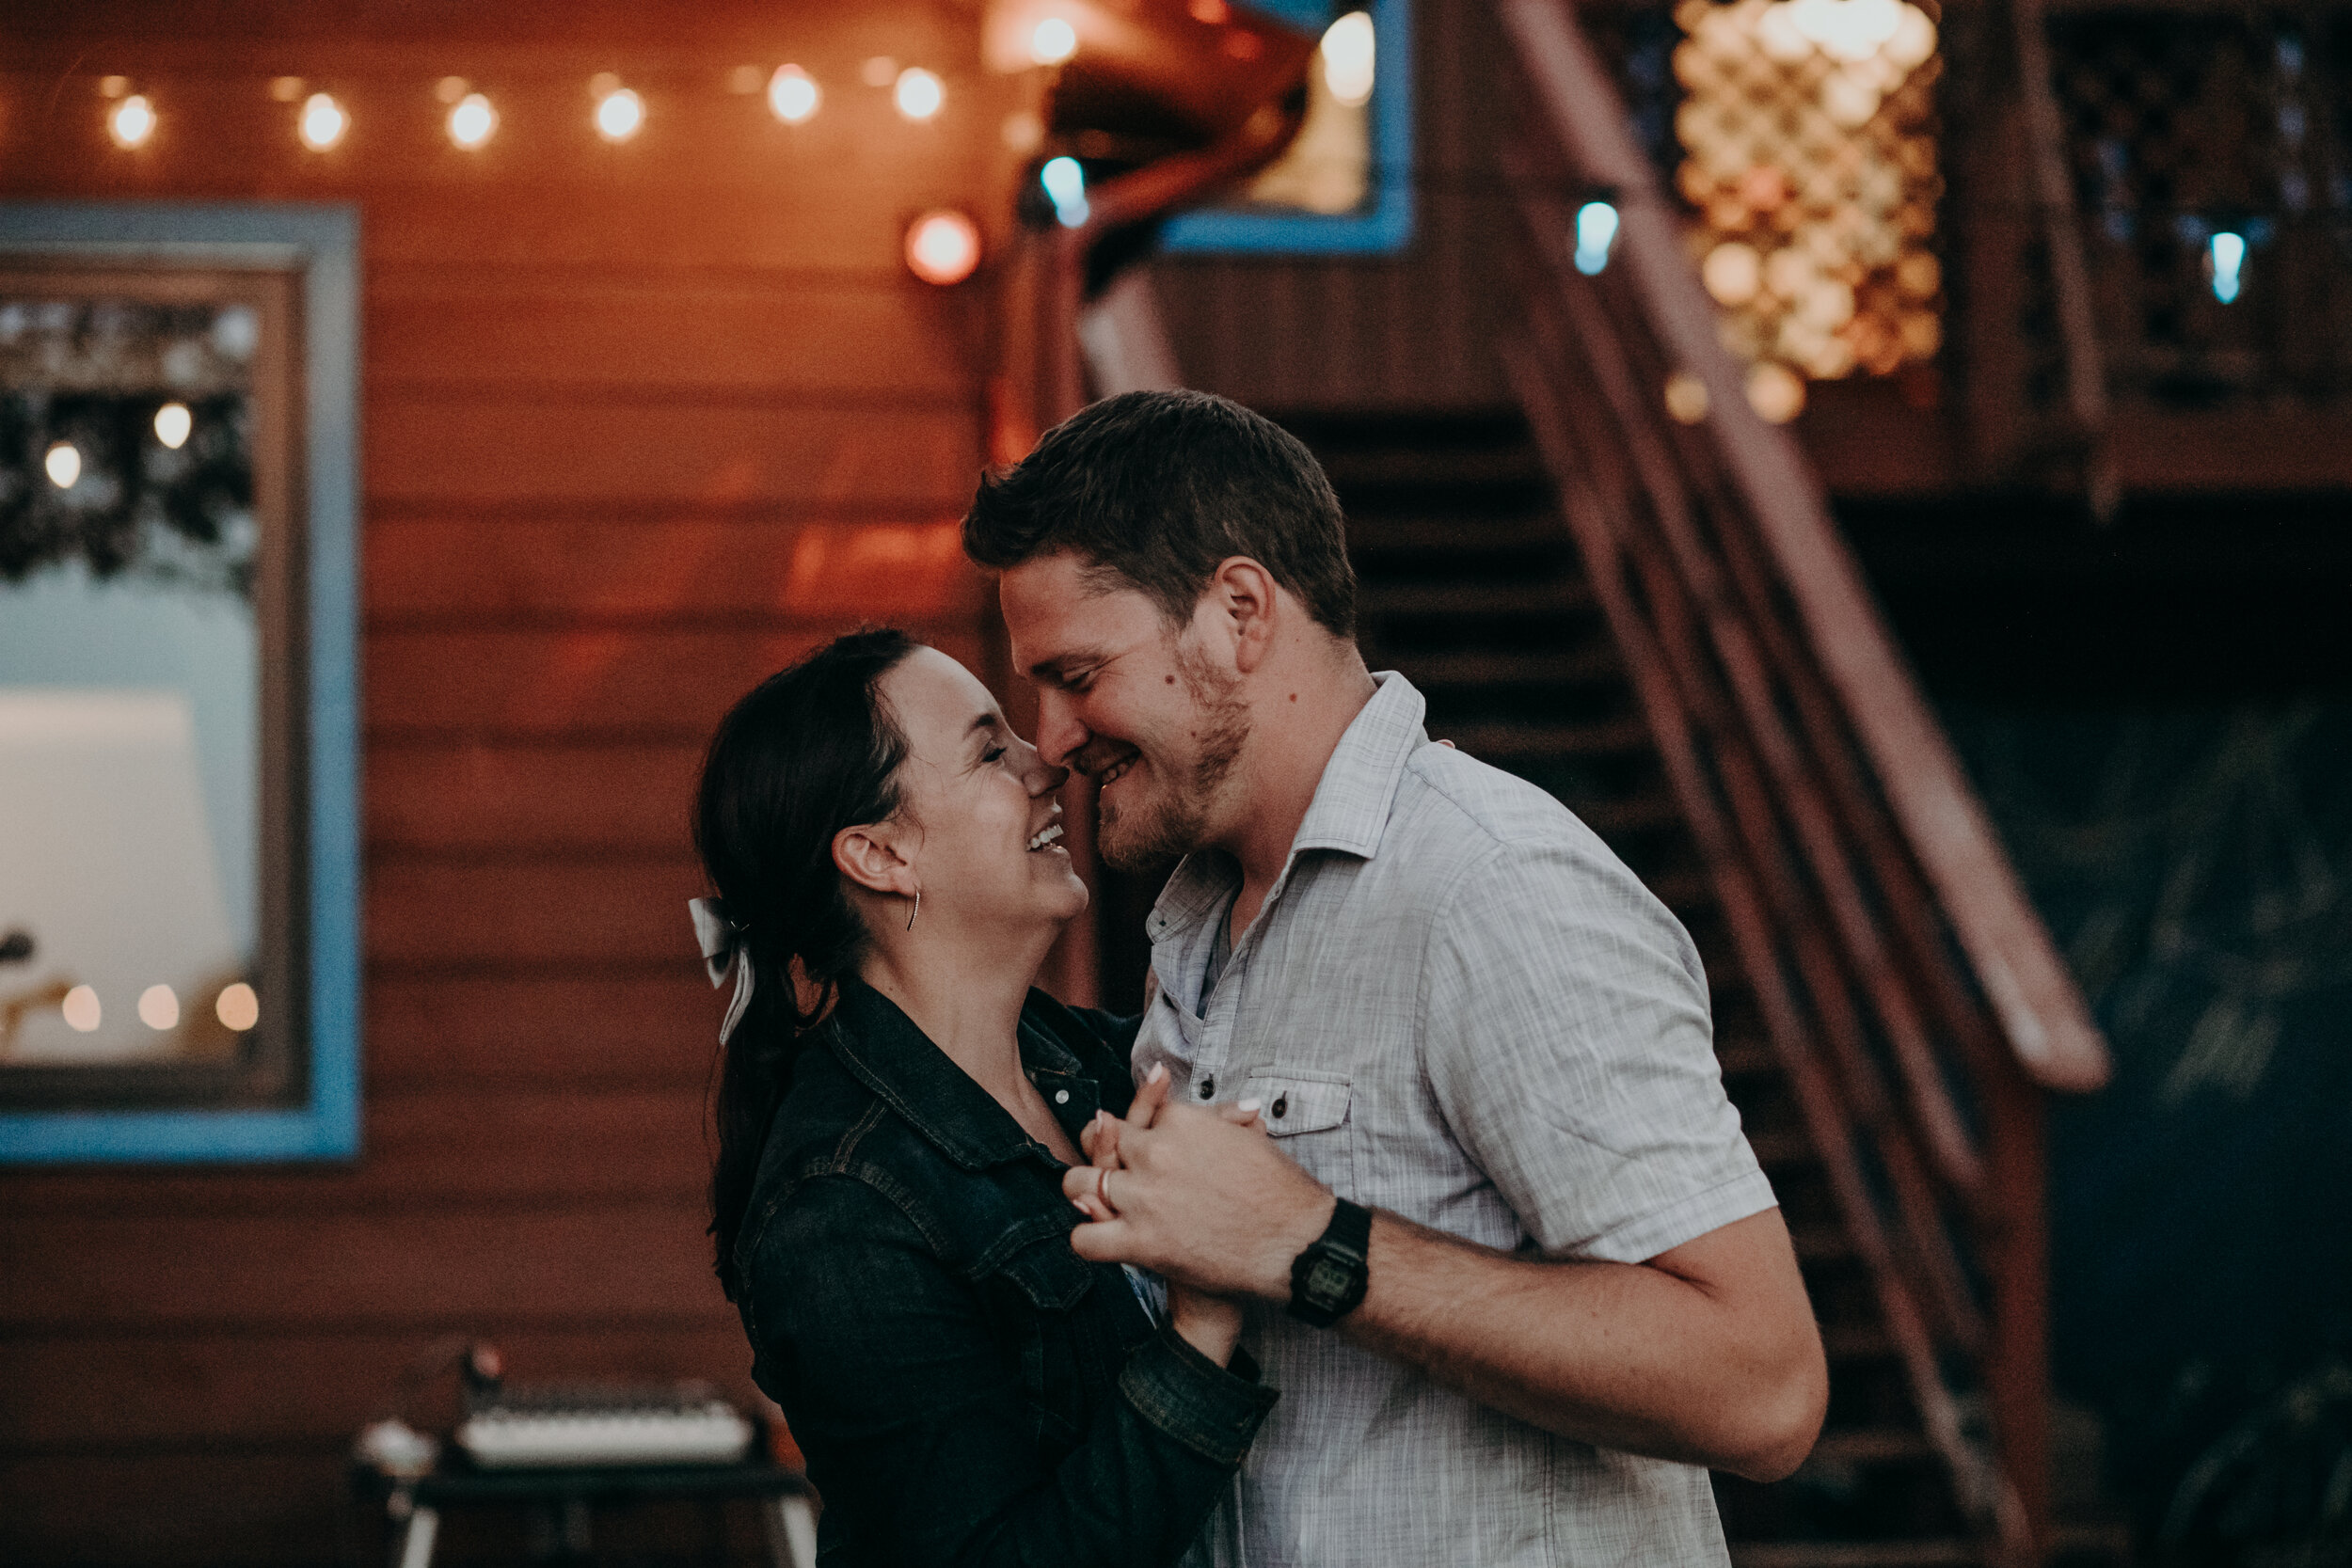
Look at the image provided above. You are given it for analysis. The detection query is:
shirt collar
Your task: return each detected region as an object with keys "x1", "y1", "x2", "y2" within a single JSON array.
[
  {"x1": 823, "y1": 978, "x2": 1101, "y2": 1171},
  {"x1": 1146, "y1": 671, "x2": 1428, "y2": 943}
]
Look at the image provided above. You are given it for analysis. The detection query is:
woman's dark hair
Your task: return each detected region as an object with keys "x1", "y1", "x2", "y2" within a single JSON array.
[{"x1": 695, "y1": 626, "x2": 919, "y2": 1301}]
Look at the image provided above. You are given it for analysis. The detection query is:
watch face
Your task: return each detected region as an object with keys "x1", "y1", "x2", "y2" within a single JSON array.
[{"x1": 1307, "y1": 1256, "x2": 1355, "y2": 1304}]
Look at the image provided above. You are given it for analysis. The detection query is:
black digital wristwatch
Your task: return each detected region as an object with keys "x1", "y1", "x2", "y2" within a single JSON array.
[{"x1": 1286, "y1": 1197, "x2": 1374, "y2": 1327}]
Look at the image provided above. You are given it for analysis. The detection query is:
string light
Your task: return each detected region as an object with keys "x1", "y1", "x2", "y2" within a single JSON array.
[
  {"x1": 215, "y1": 982, "x2": 261, "y2": 1032},
  {"x1": 44, "y1": 443, "x2": 81, "y2": 488},
  {"x1": 894, "y1": 67, "x2": 944, "y2": 122},
  {"x1": 138, "y1": 984, "x2": 181, "y2": 1031},
  {"x1": 1041, "y1": 156, "x2": 1090, "y2": 228},
  {"x1": 448, "y1": 91, "x2": 497, "y2": 149},
  {"x1": 595, "y1": 84, "x2": 644, "y2": 141},
  {"x1": 109, "y1": 94, "x2": 157, "y2": 149},
  {"x1": 904, "y1": 210, "x2": 981, "y2": 285},
  {"x1": 1031, "y1": 17, "x2": 1080, "y2": 66},
  {"x1": 154, "y1": 403, "x2": 193, "y2": 449},
  {"x1": 62, "y1": 986, "x2": 102, "y2": 1032},
  {"x1": 1574, "y1": 200, "x2": 1619, "y2": 275},
  {"x1": 768, "y1": 64, "x2": 820, "y2": 124},
  {"x1": 1321, "y1": 12, "x2": 1376, "y2": 108},
  {"x1": 2208, "y1": 231, "x2": 2246, "y2": 303},
  {"x1": 298, "y1": 92, "x2": 348, "y2": 150}
]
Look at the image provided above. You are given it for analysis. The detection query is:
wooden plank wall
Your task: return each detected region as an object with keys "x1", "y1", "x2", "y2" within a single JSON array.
[
  {"x1": 0, "y1": 5, "x2": 1006, "y2": 1562},
  {"x1": 1145, "y1": 0, "x2": 1517, "y2": 412}
]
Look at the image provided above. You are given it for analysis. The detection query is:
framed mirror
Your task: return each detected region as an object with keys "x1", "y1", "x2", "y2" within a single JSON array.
[{"x1": 0, "y1": 203, "x2": 358, "y2": 1162}]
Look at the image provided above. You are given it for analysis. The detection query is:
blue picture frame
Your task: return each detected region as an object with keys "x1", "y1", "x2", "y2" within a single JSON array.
[
  {"x1": 0, "y1": 201, "x2": 361, "y2": 1163},
  {"x1": 1160, "y1": 0, "x2": 1415, "y2": 255}
]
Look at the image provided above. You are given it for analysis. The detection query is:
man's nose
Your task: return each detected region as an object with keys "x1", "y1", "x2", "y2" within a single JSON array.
[{"x1": 1033, "y1": 689, "x2": 1088, "y2": 769}]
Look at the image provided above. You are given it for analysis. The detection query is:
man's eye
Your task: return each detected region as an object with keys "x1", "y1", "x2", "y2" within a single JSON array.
[{"x1": 1065, "y1": 670, "x2": 1096, "y2": 692}]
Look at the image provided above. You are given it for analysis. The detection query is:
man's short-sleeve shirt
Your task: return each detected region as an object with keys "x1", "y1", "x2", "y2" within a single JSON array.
[{"x1": 1136, "y1": 673, "x2": 1776, "y2": 1568}]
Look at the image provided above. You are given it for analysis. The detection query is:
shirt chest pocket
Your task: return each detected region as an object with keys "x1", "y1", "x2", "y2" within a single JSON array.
[{"x1": 1242, "y1": 1069, "x2": 1358, "y2": 1194}]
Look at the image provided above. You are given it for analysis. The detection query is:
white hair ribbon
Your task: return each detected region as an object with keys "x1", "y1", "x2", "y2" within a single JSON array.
[{"x1": 688, "y1": 896, "x2": 755, "y2": 1046}]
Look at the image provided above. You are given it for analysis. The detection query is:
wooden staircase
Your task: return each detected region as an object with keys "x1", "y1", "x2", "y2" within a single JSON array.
[{"x1": 1294, "y1": 409, "x2": 1998, "y2": 1568}]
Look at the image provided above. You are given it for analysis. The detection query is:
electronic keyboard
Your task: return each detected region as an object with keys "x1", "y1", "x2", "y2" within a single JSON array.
[{"x1": 453, "y1": 1382, "x2": 755, "y2": 1469}]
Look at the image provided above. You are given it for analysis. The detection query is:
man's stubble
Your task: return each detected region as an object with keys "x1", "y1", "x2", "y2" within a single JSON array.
[{"x1": 1095, "y1": 639, "x2": 1250, "y2": 875}]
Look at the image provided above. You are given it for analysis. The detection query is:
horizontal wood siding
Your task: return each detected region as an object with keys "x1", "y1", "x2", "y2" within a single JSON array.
[{"x1": 1, "y1": 5, "x2": 998, "y2": 1561}]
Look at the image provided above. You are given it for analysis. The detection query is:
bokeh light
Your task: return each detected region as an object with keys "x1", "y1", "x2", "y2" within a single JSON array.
[
  {"x1": 108, "y1": 94, "x2": 156, "y2": 149},
  {"x1": 596, "y1": 87, "x2": 644, "y2": 141},
  {"x1": 1321, "y1": 12, "x2": 1376, "y2": 108},
  {"x1": 1031, "y1": 17, "x2": 1079, "y2": 66},
  {"x1": 215, "y1": 982, "x2": 261, "y2": 1032},
  {"x1": 154, "y1": 402, "x2": 193, "y2": 449},
  {"x1": 138, "y1": 984, "x2": 181, "y2": 1031},
  {"x1": 769, "y1": 64, "x2": 820, "y2": 123},
  {"x1": 448, "y1": 92, "x2": 497, "y2": 149},
  {"x1": 298, "y1": 92, "x2": 347, "y2": 150},
  {"x1": 44, "y1": 442, "x2": 81, "y2": 489},
  {"x1": 894, "y1": 68, "x2": 944, "y2": 122},
  {"x1": 904, "y1": 210, "x2": 981, "y2": 286},
  {"x1": 62, "y1": 986, "x2": 102, "y2": 1033}
]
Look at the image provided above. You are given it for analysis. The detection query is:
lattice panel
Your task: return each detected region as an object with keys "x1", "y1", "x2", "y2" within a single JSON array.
[
  {"x1": 1671, "y1": 0, "x2": 1945, "y2": 420},
  {"x1": 2052, "y1": 10, "x2": 2352, "y2": 404}
]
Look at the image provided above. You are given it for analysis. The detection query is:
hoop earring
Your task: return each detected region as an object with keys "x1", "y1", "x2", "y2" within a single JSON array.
[{"x1": 905, "y1": 888, "x2": 921, "y2": 932}]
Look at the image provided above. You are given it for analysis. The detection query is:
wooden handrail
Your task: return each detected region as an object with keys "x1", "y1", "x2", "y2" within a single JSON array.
[
  {"x1": 1499, "y1": 0, "x2": 2109, "y2": 1098},
  {"x1": 1495, "y1": 3, "x2": 2120, "y2": 1561}
]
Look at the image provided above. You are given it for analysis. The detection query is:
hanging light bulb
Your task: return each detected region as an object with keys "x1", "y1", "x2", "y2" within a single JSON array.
[
  {"x1": 154, "y1": 403, "x2": 193, "y2": 450},
  {"x1": 448, "y1": 92, "x2": 497, "y2": 149},
  {"x1": 768, "y1": 64, "x2": 820, "y2": 123},
  {"x1": 1041, "y1": 157, "x2": 1090, "y2": 228},
  {"x1": 298, "y1": 92, "x2": 348, "y2": 150},
  {"x1": 905, "y1": 210, "x2": 981, "y2": 286},
  {"x1": 1031, "y1": 17, "x2": 1080, "y2": 66},
  {"x1": 44, "y1": 442, "x2": 82, "y2": 489},
  {"x1": 1321, "y1": 12, "x2": 1376, "y2": 108},
  {"x1": 894, "y1": 68, "x2": 945, "y2": 122},
  {"x1": 595, "y1": 86, "x2": 644, "y2": 141},
  {"x1": 109, "y1": 93, "x2": 157, "y2": 149}
]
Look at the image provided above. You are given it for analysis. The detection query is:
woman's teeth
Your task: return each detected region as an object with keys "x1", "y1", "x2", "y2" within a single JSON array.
[{"x1": 1027, "y1": 823, "x2": 1065, "y2": 852}]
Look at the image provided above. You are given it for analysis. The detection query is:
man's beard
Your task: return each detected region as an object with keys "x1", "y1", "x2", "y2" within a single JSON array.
[{"x1": 1094, "y1": 641, "x2": 1250, "y2": 874}]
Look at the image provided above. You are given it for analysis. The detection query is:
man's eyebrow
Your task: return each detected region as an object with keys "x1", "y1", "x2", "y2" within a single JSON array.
[{"x1": 1026, "y1": 648, "x2": 1106, "y2": 684}]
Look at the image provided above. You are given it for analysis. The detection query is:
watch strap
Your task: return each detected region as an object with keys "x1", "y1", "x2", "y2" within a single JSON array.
[{"x1": 1286, "y1": 1197, "x2": 1373, "y2": 1327}]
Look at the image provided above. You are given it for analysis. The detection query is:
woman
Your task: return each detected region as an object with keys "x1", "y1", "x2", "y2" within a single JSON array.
[{"x1": 692, "y1": 628, "x2": 1275, "y2": 1567}]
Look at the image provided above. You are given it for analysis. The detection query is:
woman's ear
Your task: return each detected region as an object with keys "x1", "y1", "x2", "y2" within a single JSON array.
[{"x1": 833, "y1": 822, "x2": 914, "y2": 899}]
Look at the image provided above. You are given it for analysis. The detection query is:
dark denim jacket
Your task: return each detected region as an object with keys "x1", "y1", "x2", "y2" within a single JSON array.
[{"x1": 734, "y1": 979, "x2": 1279, "y2": 1568}]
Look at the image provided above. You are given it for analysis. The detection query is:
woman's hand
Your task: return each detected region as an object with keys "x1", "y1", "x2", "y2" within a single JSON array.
[
  {"x1": 1074, "y1": 1068, "x2": 1267, "y2": 1367},
  {"x1": 1168, "y1": 1279, "x2": 1246, "y2": 1366}
]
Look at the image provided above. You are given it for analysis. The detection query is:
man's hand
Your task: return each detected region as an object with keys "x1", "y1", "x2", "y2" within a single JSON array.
[{"x1": 1065, "y1": 1070, "x2": 1333, "y2": 1303}]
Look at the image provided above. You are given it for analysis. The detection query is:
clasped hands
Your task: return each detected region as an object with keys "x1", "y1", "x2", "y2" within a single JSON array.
[{"x1": 1065, "y1": 1064, "x2": 1339, "y2": 1360}]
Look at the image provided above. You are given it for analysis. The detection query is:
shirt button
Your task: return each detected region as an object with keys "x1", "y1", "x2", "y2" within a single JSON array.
[
  {"x1": 1198, "y1": 1075, "x2": 1216, "y2": 1099},
  {"x1": 1054, "y1": 1089, "x2": 1070, "y2": 1105},
  {"x1": 1272, "y1": 1093, "x2": 1288, "y2": 1119}
]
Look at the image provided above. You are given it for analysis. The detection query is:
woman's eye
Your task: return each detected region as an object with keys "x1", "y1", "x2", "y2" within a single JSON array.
[{"x1": 981, "y1": 745, "x2": 1009, "y2": 765}]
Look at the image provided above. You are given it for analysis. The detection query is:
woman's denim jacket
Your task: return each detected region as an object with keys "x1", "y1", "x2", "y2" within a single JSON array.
[{"x1": 733, "y1": 978, "x2": 1279, "y2": 1567}]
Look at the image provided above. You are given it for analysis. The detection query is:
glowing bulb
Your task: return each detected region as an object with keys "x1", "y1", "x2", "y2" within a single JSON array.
[
  {"x1": 138, "y1": 984, "x2": 181, "y2": 1031},
  {"x1": 769, "y1": 64, "x2": 820, "y2": 123},
  {"x1": 1664, "y1": 371, "x2": 1711, "y2": 424},
  {"x1": 905, "y1": 210, "x2": 981, "y2": 286},
  {"x1": 62, "y1": 986, "x2": 102, "y2": 1032},
  {"x1": 1321, "y1": 12, "x2": 1376, "y2": 108},
  {"x1": 44, "y1": 442, "x2": 81, "y2": 488},
  {"x1": 1041, "y1": 156, "x2": 1090, "y2": 228},
  {"x1": 1746, "y1": 362, "x2": 1807, "y2": 423},
  {"x1": 448, "y1": 92, "x2": 497, "y2": 149},
  {"x1": 108, "y1": 93, "x2": 156, "y2": 149},
  {"x1": 1574, "y1": 200, "x2": 1619, "y2": 275},
  {"x1": 1031, "y1": 17, "x2": 1079, "y2": 65},
  {"x1": 298, "y1": 92, "x2": 347, "y2": 150},
  {"x1": 894, "y1": 68, "x2": 944, "y2": 121},
  {"x1": 154, "y1": 402, "x2": 192, "y2": 449},
  {"x1": 215, "y1": 982, "x2": 261, "y2": 1032},
  {"x1": 2209, "y1": 230, "x2": 2246, "y2": 303},
  {"x1": 596, "y1": 87, "x2": 644, "y2": 141}
]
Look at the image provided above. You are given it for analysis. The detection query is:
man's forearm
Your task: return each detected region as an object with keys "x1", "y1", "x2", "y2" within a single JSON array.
[{"x1": 1337, "y1": 1208, "x2": 1826, "y2": 1482}]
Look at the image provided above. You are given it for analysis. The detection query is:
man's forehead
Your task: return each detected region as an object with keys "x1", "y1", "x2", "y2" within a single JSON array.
[{"x1": 1000, "y1": 553, "x2": 1156, "y2": 662}]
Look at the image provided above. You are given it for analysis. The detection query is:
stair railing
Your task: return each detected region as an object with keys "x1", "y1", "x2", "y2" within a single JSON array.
[{"x1": 1493, "y1": 2, "x2": 2112, "y2": 1561}]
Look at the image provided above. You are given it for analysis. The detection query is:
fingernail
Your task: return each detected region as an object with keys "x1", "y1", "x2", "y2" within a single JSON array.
[
  {"x1": 1237, "y1": 1098, "x2": 1262, "y2": 1113},
  {"x1": 1147, "y1": 1064, "x2": 1168, "y2": 1084}
]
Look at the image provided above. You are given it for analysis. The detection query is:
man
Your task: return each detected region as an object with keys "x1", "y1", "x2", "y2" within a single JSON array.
[{"x1": 963, "y1": 389, "x2": 1826, "y2": 1566}]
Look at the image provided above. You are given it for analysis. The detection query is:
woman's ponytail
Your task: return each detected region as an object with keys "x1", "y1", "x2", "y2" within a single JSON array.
[{"x1": 693, "y1": 628, "x2": 917, "y2": 1301}]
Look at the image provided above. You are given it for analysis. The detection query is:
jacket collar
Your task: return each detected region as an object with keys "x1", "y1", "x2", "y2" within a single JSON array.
[
  {"x1": 1147, "y1": 671, "x2": 1429, "y2": 943},
  {"x1": 823, "y1": 979, "x2": 1103, "y2": 1171}
]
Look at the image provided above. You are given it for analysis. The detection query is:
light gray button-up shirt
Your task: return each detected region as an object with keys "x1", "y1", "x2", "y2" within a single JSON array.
[{"x1": 1139, "y1": 672, "x2": 1774, "y2": 1568}]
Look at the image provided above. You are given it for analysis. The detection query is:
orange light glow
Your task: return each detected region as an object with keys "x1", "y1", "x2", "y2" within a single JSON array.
[
  {"x1": 894, "y1": 67, "x2": 945, "y2": 121},
  {"x1": 298, "y1": 92, "x2": 347, "y2": 150},
  {"x1": 904, "y1": 210, "x2": 981, "y2": 285},
  {"x1": 108, "y1": 94, "x2": 156, "y2": 149}
]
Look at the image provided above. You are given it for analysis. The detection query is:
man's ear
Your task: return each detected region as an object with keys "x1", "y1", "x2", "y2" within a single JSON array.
[
  {"x1": 834, "y1": 822, "x2": 914, "y2": 899},
  {"x1": 1209, "y1": 557, "x2": 1281, "y2": 674}
]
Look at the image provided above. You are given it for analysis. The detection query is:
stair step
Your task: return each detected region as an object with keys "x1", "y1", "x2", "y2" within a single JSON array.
[
  {"x1": 1805, "y1": 1428, "x2": 1938, "y2": 1466},
  {"x1": 1446, "y1": 716, "x2": 1653, "y2": 764},
  {"x1": 1730, "y1": 1541, "x2": 1979, "y2": 1568},
  {"x1": 1393, "y1": 647, "x2": 1621, "y2": 690},
  {"x1": 1359, "y1": 580, "x2": 1597, "y2": 620},
  {"x1": 1349, "y1": 512, "x2": 1566, "y2": 553}
]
